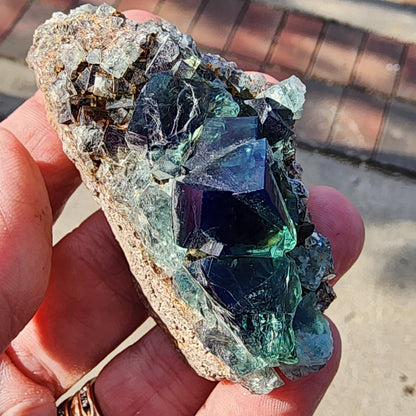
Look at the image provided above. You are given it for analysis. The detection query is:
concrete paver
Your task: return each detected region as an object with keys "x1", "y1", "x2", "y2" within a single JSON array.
[
  {"x1": 269, "y1": 12, "x2": 323, "y2": 74},
  {"x1": 78, "y1": 0, "x2": 118, "y2": 5},
  {"x1": 191, "y1": 0, "x2": 244, "y2": 51},
  {"x1": 157, "y1": 0, "x2": 202, "y2": 33},
  {"x1": 376, "y1": 99, "x2": 416, "y2": 171},
  {"x1": 0, "y1": 57, "x2": 37, "y2": 118},
  {"x1": 310, "y1": 23, "x2": 363, "y2": 85},
  {"x1": 329, "y1": 88, "x2": 386, "y2": 160},
  {"x1": 227, "y1": 2, "x2": 283, "y2": 62},
  {"x1": 0, "y1": 1, "x2": 60, "y2": 62},
  {"x1": 295, "y1": 79, "x2": 343, "y2": 147},
  {"x1": 352, "y1": 33, "x2": 404, "y2": 96},
  {"x1": 0, "y1": 0, "x2": 29, "y2": 41},
  {"x1": 38, "y1": 0, "x2": 76, "y2": 8},
  {"x1": 397, "y1": 44, "x2": 416, "y2": 102},
  {"x1": 261, "y1": 0, "x2": 416, "y2": 43}
]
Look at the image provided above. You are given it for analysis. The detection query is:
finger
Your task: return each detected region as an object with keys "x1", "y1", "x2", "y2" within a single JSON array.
[
  {"x1": 0, "y1": 353, "x2": 56, "y2": 416},
  {"x1": 3, "y1": 8, "x2": 182, "y2": 402},
  {"x1": 7, "y1": 211, "x2": 148, "y2": 397},
  {"x1": 246, "y1": 71, "x2": 278, "y2": 83},
  {"x1": 89, "y1": 186, "x2": 359, "y2": 415},
  {"x1": 123, "y1": 9, "x2": 161, "y2": 22},
  {"x1": 94, "y1": 326, "x2": 216, "y2": 416},
  {"x1": 0, "y1": 127, "x2": 52, "y2": 354},
  {"x1": 196, "y1": 321, "x2": 341, "y2": 416},
  {"x1": 308, "y1": 186, "x2": 365, "y2": 281},
  {"x1": 92, "y1": 319, "x2": 340, "y2": 416},
  {"x1": 1, "y1": 91, "x2": 81, "y2": 221}
]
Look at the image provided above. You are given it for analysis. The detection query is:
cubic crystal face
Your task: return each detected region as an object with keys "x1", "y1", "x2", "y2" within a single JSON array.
[{"x1": 27, "y1": 4, "x2": 336, "y2": 394}]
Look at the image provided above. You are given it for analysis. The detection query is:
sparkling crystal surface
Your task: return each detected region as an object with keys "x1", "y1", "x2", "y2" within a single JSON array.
[{"x1": 27, "y1": 4, "x2": 336, "y2": 394}]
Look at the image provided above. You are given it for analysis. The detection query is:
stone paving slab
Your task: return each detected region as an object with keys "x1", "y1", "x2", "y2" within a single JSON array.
[
  {"x1": 352, "y1": 33, "x2": 404, "y2": 96},
  {"x1": 0, "y1": 0, "x2": 415, "y2": 176},
  {"x1": 228, "y1": 2, "x2": 283, "y2": 63},
  {"x1": 269, "y1": 12, "x2": 323, "y2": 75},
  {"x1": 376, "y1": 99, "x2": 416, "y2": 172},
  {"x1": 0, "y1": 0, "x2": 29, "y2": 40},
  {"x1": 0, "y1": 57, "x2": 37, "y2": 119},
  {"x1": 310, "y1": 23, "x2": 364, "y2": 85},
  {"x1": 0, "y1": 1, "x2": 62, "y2": 61},
  {"x1": 329, "y1": 88, "x2": 386, "y2": 160}
]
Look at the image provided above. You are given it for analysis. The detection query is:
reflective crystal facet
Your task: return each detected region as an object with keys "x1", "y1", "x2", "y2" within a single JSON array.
[{"x1": 27, "y1": 5, "x2": 337, "y2": 394}]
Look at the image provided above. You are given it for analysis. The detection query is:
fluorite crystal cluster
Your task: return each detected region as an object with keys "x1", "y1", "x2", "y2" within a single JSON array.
[{"x1": 28, "y1": 4, "x2": 336, "y2": 394}]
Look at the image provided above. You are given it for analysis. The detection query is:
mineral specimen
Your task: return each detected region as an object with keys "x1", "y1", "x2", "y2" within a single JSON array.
[{"x1": 27, "y1": 3, "x2": 336, "y2": 394}]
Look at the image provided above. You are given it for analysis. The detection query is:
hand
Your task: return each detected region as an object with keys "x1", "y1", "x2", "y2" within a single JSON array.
[{"x1": 0, "y1": 10, "x2": 364, "y2": 416}]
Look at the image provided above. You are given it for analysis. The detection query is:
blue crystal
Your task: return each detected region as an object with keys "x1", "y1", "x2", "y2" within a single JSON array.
[
  {"x1": 289, "y1": 232, "x2": 335, "y2": 291},
  {"x1": 173, "y1": 141, "x2": 296, "y2": 256},
  {"x1": 280, "y1": 293, "x2": 333, "y2": 379},
  {"x1": 126, "y1": 72, "x2": 239, "y2": 155},
  {"x1": 187, "y1": 256, "x2": 300, "y2": 315},
  {"x1": 183, "y1": 116, "x2": 259, "y2": 171},
  {"x1": 172, "y1": 117, "x2": 296, "y2": 258},
  {"x1": 44, "y1": 11, "x2": 337, "y2": 393},
  {"x1": 243, "y1": 97, "x2": 294, "y2": 146}
]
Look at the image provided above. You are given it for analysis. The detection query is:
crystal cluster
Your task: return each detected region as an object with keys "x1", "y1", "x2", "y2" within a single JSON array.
[{"x1": 28, "y1": 4, "x2": 336, "y2": 393}]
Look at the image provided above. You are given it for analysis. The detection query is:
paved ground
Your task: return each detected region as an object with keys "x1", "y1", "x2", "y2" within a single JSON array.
[
  {"x1": 1, "y1": 0, "x2": 415, "y2": 414},
  {"x1": 264, "y1": 0, "x2": 416, "y2": 43}
]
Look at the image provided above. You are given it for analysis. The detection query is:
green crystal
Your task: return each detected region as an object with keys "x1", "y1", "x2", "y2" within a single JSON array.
[
  {"x1": 32, "y1": 5, "x2": 337, "y2": 394},
  {"x1": 257, "y1": 75, "x2": 306, "y2": 119}
]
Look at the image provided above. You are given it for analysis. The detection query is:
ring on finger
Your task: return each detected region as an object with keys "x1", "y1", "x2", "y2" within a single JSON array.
[{"x1": 57, "y1": 378, "x2": 102, "y2": 416}]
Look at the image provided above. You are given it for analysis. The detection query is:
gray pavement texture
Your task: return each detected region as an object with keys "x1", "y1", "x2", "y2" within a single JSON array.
[
  {"x1": 257, "y1": 0, "x2": 416, "y2": 43},
  {"x1": 0, "y1": 57, "x2": 37, "y2": 119},
  {"x1": 298, "y1": 150, "x2": 416, "y2": 415},
  {"x1": 53, "y1": 148, "x2": 416, "y2": 415}
]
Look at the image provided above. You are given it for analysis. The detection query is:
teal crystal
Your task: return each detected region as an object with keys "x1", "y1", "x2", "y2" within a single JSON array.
[
  {"x1": 257, "y1": 75, "x2": 306, "y2": 120},
  {"x1": 279, "y1": 293, "x2": 333, "y2": 379},
  {"x1": 44, "y1": 5, "x2": 336, "y2": 394}
]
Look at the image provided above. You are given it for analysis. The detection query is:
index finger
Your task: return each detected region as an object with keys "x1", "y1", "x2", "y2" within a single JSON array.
[{"x1": 1, "y1": 91, "x2": 80, "y2": 220}]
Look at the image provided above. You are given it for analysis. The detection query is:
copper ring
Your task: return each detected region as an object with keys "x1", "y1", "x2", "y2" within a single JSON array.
[{"x1": 57, "y1": 379, "x2": 103, "y2": 416}]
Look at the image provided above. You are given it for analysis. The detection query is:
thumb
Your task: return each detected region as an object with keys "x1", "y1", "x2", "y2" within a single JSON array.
[{"x1": 0, "y1": 127, "x2": 52, "y2": 353}]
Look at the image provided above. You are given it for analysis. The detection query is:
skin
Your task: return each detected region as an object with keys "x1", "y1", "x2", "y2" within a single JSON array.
[{"x1": 0, "y1": 10, "x2": 364, "y2": 416}]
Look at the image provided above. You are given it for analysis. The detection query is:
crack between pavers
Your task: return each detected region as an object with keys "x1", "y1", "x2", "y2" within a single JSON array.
[
  {"x1": 0, "y1": 0, "x2": 33, "y2": 44},
  {"x1": 297, "y1": 141, "x2": 416, "y2": 180},
  {"x1": 153, "y1": 0, "x2": 166, "y2": 16},
  {"x1": 304, "y1": 18, "x2": 327, "y2": 78},
  {"x1": 325, "y1": 31, "x2": 369, "y2": 149},
  {"x1": 259, "y1": 9, "x2": 288, "y2": 72},
  {"x1": 222, "y1": 0, "x2": 250, "y2": 54},
  {"x1": 186, "y1": 0, "x2": 210, "y2": 35},
  {"x1": 370, "y1": 42, "x2": 409, "y2": 161}
]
